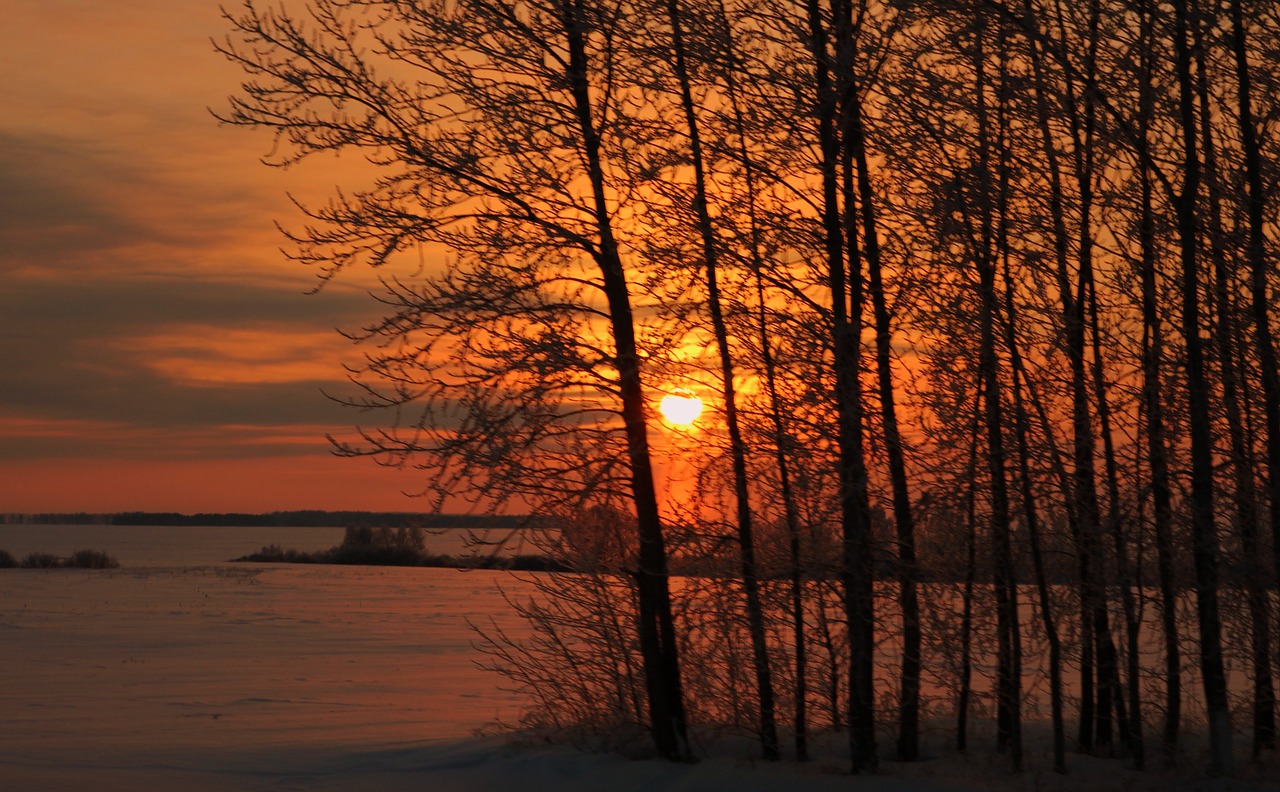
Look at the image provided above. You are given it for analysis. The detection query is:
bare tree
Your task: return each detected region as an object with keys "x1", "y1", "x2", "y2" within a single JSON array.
[{"x1": 217, "y1": 0, "x2": 691, "y2": 760}]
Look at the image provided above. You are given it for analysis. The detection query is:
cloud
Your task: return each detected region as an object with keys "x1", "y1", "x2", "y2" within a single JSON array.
[
  {"x1": 114, "y1": 325, "x2": 346, "y2": 386},
  {"x1": 0, "y1": 126, "x2": 298, "y2": 282},
  {"x1": 0, "y1": 416, "x2": 342, "y2": 462},
  {"x1": 0, "y1": 272, "x2": 378, "y2": 439},
  {"x1": 0, "y1": 133, "x2": 148, "y2": 270}
]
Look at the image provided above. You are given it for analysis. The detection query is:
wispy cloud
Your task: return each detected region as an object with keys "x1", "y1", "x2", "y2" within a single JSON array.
[{"x1": 114, "y1": 324, "x2": 347, "y2": 386}]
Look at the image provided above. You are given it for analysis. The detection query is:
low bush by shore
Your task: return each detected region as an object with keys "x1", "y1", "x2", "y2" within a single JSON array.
[
  {"x1": 0, "y1": 549, "x2": 119, "y2": 569},
  {"x1": 231, "y1": 525, "x2": 571, "y2": 572}
]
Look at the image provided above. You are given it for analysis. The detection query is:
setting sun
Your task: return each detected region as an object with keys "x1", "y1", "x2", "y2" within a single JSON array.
[{"x1": 659, "y1": 389, "x2": 703, "y2": 427}]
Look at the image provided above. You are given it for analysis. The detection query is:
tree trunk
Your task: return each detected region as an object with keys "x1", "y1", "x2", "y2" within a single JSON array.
[
  {"x1": 563, "y1": 0, "x2": 689, "y2": 760},
  {"x1": 973, "y1": 13, "x2": 1021, "y2": 764},
  {"x1": 662, "y1": 0, "x2": 779, "y2": 760},
  {"x1": 1229, "y1": 2, "x2": 1280, "y2": 745},
  {"x1": 1086, "y1": 212, "x2": 1135, "y2": 761},
  {"x1": 808, "y1": 0, "x2": 877, "y2": 770},
  {"x1": 713, "y1": 0, "x2": 810, "y2": 758},
  {"x1": 957, "y1": 379, "x2": 983, "y2": 755},
  {"x1": 1195, "y1": 9, "x2": 1275, "y2": 755},
  {"x1": 1127, "y1": 0, "x2": 1182, "y2": 760},
  {"x1": 1171, "y1": 0, "x2": 1233, "y2": 773},
  {"x1": 1004, "y1": 249, "x2": 1066, "y2": 774},
  {"x1": 1023, "y1": 1, "x2": 1102, "y2": 751},
  {"x1": 848, "y1": 63, "x2": 921, "y2": 766}
]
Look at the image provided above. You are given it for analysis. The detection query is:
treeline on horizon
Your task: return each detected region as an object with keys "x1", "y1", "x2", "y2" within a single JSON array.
[
  {"x1": 0, "y1": 511, "x2": 536, "y2": 529},
  {"x1": 217, "y1": 0, "x2": 1280, "y2": 779}
]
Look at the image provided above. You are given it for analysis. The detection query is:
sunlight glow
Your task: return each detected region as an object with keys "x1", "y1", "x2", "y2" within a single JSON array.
[{"x1": 659, "y1": 389, "x2": 703, "y2": 428}]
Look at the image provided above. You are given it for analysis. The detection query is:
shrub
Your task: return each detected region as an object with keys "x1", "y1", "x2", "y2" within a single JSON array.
[
  {"x1": 21, "y1": 553, "x2": 62, "y2": 569},
  {"x1": 508, "y1": 555, "x2": 574, "y2": 572},
  {"x1": 339, "y1": 524, "x2": 425, "y2": 554},
  {"x1": 228, "y1": 525, "x2": 559, "y2": 569},
  {"x1": 69, "y1": 550, "x2": 120, "y2": 569},
  {"x1": 231, "y1": 544, "x2": 316, "y2": 563},
  {"x1": 0, "y1": 549, "x2": 15, "y2": 568},
  {"x1": 12, "y1": 550, "x2": 120, "y2": 569},
  {"x1": 342, "y1": 525, "x2": 376, "y2": 549},
  {"x1": 325, "y1": 543, "x2": 421, "y2": 566},
  {"x1": 324, "y1": 524, "x2": 432, "y2": 565}
]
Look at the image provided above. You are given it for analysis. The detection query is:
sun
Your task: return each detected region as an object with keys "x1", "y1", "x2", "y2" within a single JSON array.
[{"x1": 659, "y1": 389, "x2": 703, "y2": 428}]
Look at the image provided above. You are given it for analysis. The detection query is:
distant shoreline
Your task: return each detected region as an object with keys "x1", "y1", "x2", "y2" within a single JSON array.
[{"x1": 0, "y1": 511, "x2": 539, "y2": 528}]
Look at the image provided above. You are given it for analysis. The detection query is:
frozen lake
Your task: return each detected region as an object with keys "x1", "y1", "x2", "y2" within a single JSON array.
[
  {"x1": 0, "y1": 559, "x2": 534, "y2": 790},
  {"x1": 0, "y1": 529, "x2": 965, "y2": 791},
  {"x1": 1, "y1": 525, "x2": 1275, "y2": 790}
]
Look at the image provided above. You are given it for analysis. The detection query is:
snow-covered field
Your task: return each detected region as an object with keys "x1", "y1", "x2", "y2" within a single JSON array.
[{"x1": 0, "y1": 526, "x2": 1275, "y2": 790}]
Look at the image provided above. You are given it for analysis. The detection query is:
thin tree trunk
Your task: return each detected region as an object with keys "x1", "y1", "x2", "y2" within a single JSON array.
[
  {"x1": 563, "y1": 0, "x2": 688, "y2": 760},
  {"x1": 1004, "y1": 248, "x2": 1066, "y2": 774},
  {"x1": 991, "y1": 41, "x2": 1060, "y2": 760},
  {"x1": 1128, "y1": 0, "x2": 1182, "y2": 761},
  {"x1": 1171, "y1": 0, "x2": 1233, "y2": 773},
  {"x1": 1194, "y1": 11, "x2": 1276, "y2": 755},
  {"x1": 1023, "y1": 1, "x2": 1101, "y2": 750},
  {"x1": 974, "y1": 11, "x2": 1021, "y2": 768},
  {"x1": 662, "y1": 0, "x2": 778, "y2": 759},
  {"x1": 713, "y1": 0, "x2": 810, "y2": 758},
  {"x1": 1085, "y1": 215, "x2": 1135, "y2": 760},
  {"x1": 812, "y1": 0, "x2": 877, "y2": 770},
  {"x1": 957, "y1": 375, "x2": 984, "y2": 754},
  {"x1": 847, "y1": 56, "x2": 921, "y2": 766},
  {"x1": 815, "y1": 581, "x2": 844, "y2": 732},
  {"x1": 1052, "y1": 0, "x2": 1124, "y2": 752},
  {"x1": 1229, "y1": 1, "x2": 1280, "y2": 739}
]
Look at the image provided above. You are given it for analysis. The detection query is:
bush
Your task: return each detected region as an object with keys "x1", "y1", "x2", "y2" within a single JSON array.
[
  {"x1": 228, "y1": 524, "x2": 567, "y2": 570},
  {"x1": 325, "y1": 524, "x2": 432, "y2": 565},
  {"x1": 231, "y1": 544, "x2": 316, "y2": 563},
  {"x1": 508, "y1": 554, "x2": 574, "y2": 572},
  {"x1": 21, "y1": 553, "x2": 62, "y2": 569},
  {"x1": 0, "y1": 549, "x2": 15, "y2": 568},
  {"x1": 13, "y1": 550, "x2": 120, "y2": 569},
  {"x1": 339, "y1": 524, "x2": 426, "y2": 553},
  {"x1": 69, "y1": 550, "x2": 120, "y2": 569}
]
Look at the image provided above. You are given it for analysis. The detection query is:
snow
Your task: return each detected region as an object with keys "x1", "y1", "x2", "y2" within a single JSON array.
[{"x1": 1, "y1": 558, "x2": 1277, "y2": 790}]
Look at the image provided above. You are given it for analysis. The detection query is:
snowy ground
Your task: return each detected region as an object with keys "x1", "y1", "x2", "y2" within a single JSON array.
[{"x1": 1, "y1": 562, "x2": 1276, "y2": 790}]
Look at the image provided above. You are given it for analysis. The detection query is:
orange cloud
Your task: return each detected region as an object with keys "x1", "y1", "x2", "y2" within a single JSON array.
[{"x1": 105, "y1": 324, "x2": 350, "y2": 386}]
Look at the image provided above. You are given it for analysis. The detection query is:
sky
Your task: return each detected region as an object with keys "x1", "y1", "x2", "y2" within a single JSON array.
[{"x1": 0, "y1": 0, "x2": 433, "y2": 513}]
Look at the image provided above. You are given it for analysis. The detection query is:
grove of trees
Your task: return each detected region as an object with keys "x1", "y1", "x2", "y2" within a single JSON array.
[{"x1": 219, "y1": 0, "x2": 1280, "y2": 777}]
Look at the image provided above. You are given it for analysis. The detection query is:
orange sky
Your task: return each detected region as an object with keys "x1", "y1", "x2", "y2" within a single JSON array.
[{"x1": 0, "y1": 1, "x2": 445, "y2": 513}]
